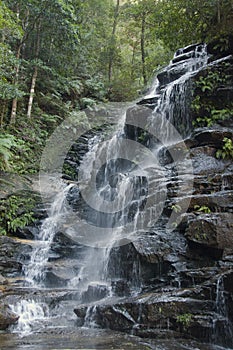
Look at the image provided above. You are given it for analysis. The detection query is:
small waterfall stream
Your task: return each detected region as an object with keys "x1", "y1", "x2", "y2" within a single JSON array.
[
  {"x1": 23, "y1": 182, "x2": 74, "y2": 286},
  {"x1": 6, "y1": 43, "x2": 233, "y2": 349}
]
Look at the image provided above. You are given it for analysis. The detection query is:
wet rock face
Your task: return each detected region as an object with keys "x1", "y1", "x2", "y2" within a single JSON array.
[
  {"x1": 107, "y1": 238, "x2": 177, "y2": 289},
  {"x1": 0, "y1": 236, "x2": 32, "y2": 277},
  {"x1": 74, "y1": 281, "x2": 232, "y2": 346},
  {"x1": 185, "y1": 213, "x2": 233, "y2": 257},
  {"x1": 0, "y1": 305, "x2": 19, "y2": 330},
  {"x1": 124, "y1": 105, "x2": 153, "y2": 143},
  {"x1": 191, "y1": 129, "x2": 233, "y2": 149},
  {"x1": 81, "y1": 284, "x2": 110, "y2": 303},
  {"x1": 0, "y1": 274, "x2": 8, "y2": 285},
  {"x1": 72, "y1": 42, "x2": 233, "y2": 348}
]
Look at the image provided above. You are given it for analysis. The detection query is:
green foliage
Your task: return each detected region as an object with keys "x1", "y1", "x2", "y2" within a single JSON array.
[
  {"x1": 6, "y1": 116, "x2": 50, "y2": 174},
  {"x1": 216, "y1": 137, "x2": 233, "y2": 160},
  {"x1": 0, "y1": 193, "x2": 37, "y2": 235},
  {"x1": 176, "y1": 313, "x2": 192, "y2": 329},
  {"x1": 192, "y1": 66, "x2": 233, "y2": 127},
  {"x1": 197, "y1": 69, "x2": 225, "y2": 91},
  {"x1": 0, "y1": 0, "x2": 23, "y2": 40},
  {"x1": 147, "y1": 0, "x2": 233, "y2": 52},
  {"x1": 171, "y1": 204, "x2": 182, "y2": 213},
  {"x1": 193, "y1": 107, "x2": 233, "y2": 127},
  {"x1": 0, "y1": 133, "x2": 18, "y2": 170},
  {"x1": 194, "y1": 205, "x2": 212, "y2": 214}
]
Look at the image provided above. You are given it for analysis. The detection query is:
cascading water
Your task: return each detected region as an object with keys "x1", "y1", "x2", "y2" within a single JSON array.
[
  {"x1": 10, "y1": 181, "x2": 74, "y2": 335},
  {"x1": 65, "y1": 43, "x2": 209, "y2": 308},
  {"x1": 23, "y1": 181, "x2": 74, "y2": 286},
  {"x1": 212, "y1": 276, "x2": 233, "y2": 346},
  {"x1": 6, "y1": 43, "x2": 233, "y2": 350},
  {"x1": 148, "y1": 43, "x2": 208, "y2": 141},
  {"x1": 19, "y1": 43, "x2": 209, "y2": 304},
  {"x1": 10, "y1": 300, "x2": 49, "y2": 336}
]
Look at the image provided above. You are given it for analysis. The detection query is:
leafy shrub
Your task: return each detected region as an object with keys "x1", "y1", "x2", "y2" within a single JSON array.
[
  {"x1": 194, "y1": 205, "x2": 212, "y2": 214},
  {"x1": 176, "y1": 313, "x2": 192, "y2": 330},
  {"x1": 0, "y1": 133, "x2": 18, "y2": 171},
  {"x1": 192, "y1": 64, "x2": 233, "y2": 127},
  {"x1": 216, "y1": 137, "x2": 233, "y2": 160},
  {"x1": 0, "y1": 193, "x2": 37, "y2": 236}
]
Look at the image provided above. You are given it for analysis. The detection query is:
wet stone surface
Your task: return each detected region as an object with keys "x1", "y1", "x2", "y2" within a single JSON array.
[
  {"x1": 0, "y1": 44, "x2": 233, "y2": 350},
  {"x1": 0, "y1": 328, "x2": 231, "y2": 350}
]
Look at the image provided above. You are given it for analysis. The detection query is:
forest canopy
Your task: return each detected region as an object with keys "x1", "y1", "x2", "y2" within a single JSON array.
[{"x1": 0, "y1": 0, "x2": 232, "y2": 172}]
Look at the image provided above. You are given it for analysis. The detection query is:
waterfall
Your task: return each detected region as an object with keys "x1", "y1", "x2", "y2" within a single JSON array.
[
  {"x1": 150, "y1": 43, "x2": 208, "y2": 141},
  {"x1": 12, "y1": 43, "x2": 225, "y2": 343},
  {"x1": 19, "y1": 44, "x2": 210, "y2": 304},
  {"x1": 212, "y1": 276, "x2": 233, "y2": 345},
  {"x1": 10, "y1": 300, "x2": 49, "y2": 336},
  {"x1": 66, "y1": 44, "x2": 210, "y2": 302},
  {"x1": 23, "y1": 181, "x2": 74, "y2": 286}
]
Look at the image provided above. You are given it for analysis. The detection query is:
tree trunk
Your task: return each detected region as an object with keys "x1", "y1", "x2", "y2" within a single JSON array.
[
  {"x1": 141, "y1": 12, "x2": 147, "y2": 86},
  {"x1": 27, "y1": 21, "x2": 41, "y2": 119},
  {"x1": 108, "y1": 0, "x2": 120, "y2": 83},
  {"x1": 130, "y1": 41, "x2": 137, "y2": 79},
  {"x1": 0, "y1": 100, "x2": 7, "y2": 127},
  {"x1": 10, "y1": 45, "x2": 21, "y2": 125},
  {"x1": 27, "y1": 67, "x2": 38, "y2": 119},
  {"x1": 217, "y1": 0, "x2": 221, "y2": 24}
]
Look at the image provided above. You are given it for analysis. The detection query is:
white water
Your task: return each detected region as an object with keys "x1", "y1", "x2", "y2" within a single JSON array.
[
  {"x1": 213, "y1": 276, "x2": 233, "y2": 343},
  {"x1": 11, "y1": 43, "x2": 221, "y2": 340},
  {"x1": 68, "y1": 44, "x2": 209, "y2": 297},
  {"x1": 10, "y1": 300, "x2": 49, "y2": 336},
  {"x1": 149, "y1": 44, "x2": 208, "y2": 143},
  {"x1": 68, "y1": 121, "x2": 130, "y2": 292},
  {"x1": 23, "y1": 181, "x2": 74, "y2": 286}
]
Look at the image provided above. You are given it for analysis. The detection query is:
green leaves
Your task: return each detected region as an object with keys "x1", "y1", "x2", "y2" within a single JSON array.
[
  {"x1": 0, "y1": 0, "x2": 23, "y2": 40},
  {"x1": 192, "y1": 66, "x2": 233, "y2": 127},
  {"x1": 216, "y1": 137, "x2": 233, "y2": 160},
  {"x1": 0, "y1": 133, "x2": 18, "y2": 170},
  {"x1": 194, "y1": 205, "x2": 212, "y2": 214},
  {"x1": 176, "y1": 313, "x2": 192, "y2": 330},
  {"x1": 0, "y1": 193, "x2": 36, "y2": 235}
]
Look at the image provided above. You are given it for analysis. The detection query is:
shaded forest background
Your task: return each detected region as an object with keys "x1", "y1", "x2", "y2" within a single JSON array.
[{"x1": 0, "y1": 0, "x2": 233, "y2": 174}]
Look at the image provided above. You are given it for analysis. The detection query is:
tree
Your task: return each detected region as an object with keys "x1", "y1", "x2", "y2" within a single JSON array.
[
  {"x1": 3, "y1": 0, "x2": 83, "y2": 123},
  {"x1": 149, "y1": 0, "x2": 233, "y2": 51},
  {"x1": 0, "y1": 0, "x2": 23, "y2": 126},
  {"x1": 108, "y1": 0, "x2": 120, "y2": 83}
]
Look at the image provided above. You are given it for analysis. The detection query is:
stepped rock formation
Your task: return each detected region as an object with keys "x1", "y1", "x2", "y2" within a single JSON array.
[{"x1": 0, "y1": 42, "x2": 232, "y2": 349}]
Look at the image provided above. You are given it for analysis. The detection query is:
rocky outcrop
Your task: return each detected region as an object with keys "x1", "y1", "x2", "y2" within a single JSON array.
[
  {"x1": 0, "y1": 236, "x2": 32, "y2": 277},
  {"x1": 0, "y1": 305, "x2": 19, "y2": 330},
  {"x1": 0, "y1": 274, "x2": 8, "y2": 285},
  {"x1": 0, "y1": 42, "x2": 232, "y2": 348},
  {"x1": 74, "y1": 272, "x2": 233, "y2": 347},
  {"x1": 185, "y1": 213, "x2": 233, "y2": 258},
  {"x1": 73, "y1": 42, "x2": 233, "y2": 348}
]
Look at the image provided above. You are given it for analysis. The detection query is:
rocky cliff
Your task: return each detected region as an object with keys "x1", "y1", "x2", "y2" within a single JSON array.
[
  {"x1": 73, "y1": 43, "x2": 233, "y2": 347},
  {"x1": 0, "y1": 42, "x2": 232, "y2": 348}
]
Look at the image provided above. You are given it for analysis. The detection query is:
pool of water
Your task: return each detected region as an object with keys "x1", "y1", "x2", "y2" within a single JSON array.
[{"x1": 0, "y1": 328, "x2": 232, "y2": 350}]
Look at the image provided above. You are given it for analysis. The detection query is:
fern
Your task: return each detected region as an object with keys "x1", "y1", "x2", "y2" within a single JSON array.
[{"x1": 0, "y1": 134, "x2": 18, "y2": 170}]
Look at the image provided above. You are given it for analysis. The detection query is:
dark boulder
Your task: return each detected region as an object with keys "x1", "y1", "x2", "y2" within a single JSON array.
[
  {"x1": 185, "y1": 213, "x2": 233, "y2": 258},
  {"x1": 0, "y1": 236, "x2": 32, "y2": 276},
  {"x1": 73, "y1": 287, "x2": 225, "y2": 343},
  {"x1": 0, "y1": 305, "x2": 19, "y2": 330},
  {"x1": 81, "y1": 283, "x2": 110, "y2": 303},
  {"x1": 191, "y1": 128, "x2": 233, "y2": 149}
]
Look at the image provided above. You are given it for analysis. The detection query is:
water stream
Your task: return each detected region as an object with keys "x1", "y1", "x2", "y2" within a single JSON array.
[
  {"x1": 4, "y1": 43, "x2": 233, "y2": 349},
  {"x1": 23, "y1": 182, "x2": 74, "y2": 286}
]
